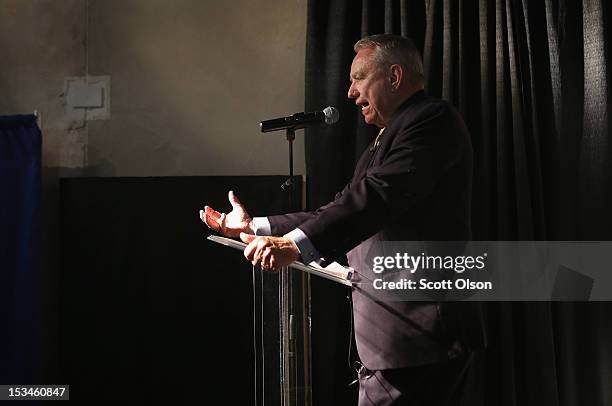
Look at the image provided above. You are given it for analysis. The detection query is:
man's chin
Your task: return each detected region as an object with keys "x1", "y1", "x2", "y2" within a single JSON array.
[{"x1": 363, "y1": 116, "x2": 382, "y2": 127}]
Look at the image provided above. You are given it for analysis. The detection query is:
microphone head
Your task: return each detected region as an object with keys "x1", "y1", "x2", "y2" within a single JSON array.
[{"x1": 323, "y1": 106, "x2": 340, "y2": 125}]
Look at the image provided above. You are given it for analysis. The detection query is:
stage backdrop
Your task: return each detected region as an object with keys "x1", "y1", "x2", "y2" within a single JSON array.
[
  {"x1": 59, "y1": 176, "x2": 301, "y2": 404},
  {"x1": 304, "y1": 1, "x2": 612, "y2": 405}
]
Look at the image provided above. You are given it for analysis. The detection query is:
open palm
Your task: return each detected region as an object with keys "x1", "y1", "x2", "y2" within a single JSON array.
[{"x1": 200, "y1": 191, "x2": 253, "y2": 237}]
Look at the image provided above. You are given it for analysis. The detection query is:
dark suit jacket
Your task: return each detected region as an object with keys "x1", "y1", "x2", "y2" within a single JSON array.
[{"x1": 267, "y1": 90, "x2": 486, "y2": 369}]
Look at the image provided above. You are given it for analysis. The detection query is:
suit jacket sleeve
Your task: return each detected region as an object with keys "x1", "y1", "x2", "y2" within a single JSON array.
[{"x1": 267, "y1": 183, "x2": 350, "y2": 236}]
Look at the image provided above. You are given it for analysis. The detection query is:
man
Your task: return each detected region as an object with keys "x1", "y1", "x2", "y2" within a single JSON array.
[{"x1": 201, "y1": 34, "x2": 484, "y2": 405}]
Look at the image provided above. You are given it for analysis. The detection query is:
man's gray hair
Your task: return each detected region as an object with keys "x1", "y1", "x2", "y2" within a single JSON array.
[{"x1": 354, "y1": 34, "x2": 424, "y2": 85}]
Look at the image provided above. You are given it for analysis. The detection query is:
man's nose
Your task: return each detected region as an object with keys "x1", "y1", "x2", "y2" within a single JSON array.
[{"x1": 348, "y1": 84, "x2": 358, "y2": 99}]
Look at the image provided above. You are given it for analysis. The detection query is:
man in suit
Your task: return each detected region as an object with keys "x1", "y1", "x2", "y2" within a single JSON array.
[{"x1": 201, "y1": 34, "x2": 484, "y2": 405}]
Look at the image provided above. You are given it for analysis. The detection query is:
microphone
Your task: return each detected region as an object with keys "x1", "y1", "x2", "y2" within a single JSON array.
[{"x1": 260, "y1": 106, "x2": 339, "y2": 132}]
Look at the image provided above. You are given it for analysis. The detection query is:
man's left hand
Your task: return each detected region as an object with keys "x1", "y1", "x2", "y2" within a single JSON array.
[{"x1": 240, "y1": 233, "x2": 300, "y2": 271}]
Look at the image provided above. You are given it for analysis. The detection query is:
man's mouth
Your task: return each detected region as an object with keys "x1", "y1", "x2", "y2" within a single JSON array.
[{"x1": 360, "y1": 102, "x2": 370, "y2": 112}]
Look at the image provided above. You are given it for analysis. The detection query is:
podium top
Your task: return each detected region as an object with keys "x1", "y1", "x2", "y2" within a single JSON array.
[{"x1": 207, "y1": 235, "x2": 353, "y2": 287}]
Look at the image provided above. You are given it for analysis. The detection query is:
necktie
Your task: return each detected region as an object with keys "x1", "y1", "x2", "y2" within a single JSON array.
[{"x1": 370, "y1": 127, "x2": 386, "y2": 151}]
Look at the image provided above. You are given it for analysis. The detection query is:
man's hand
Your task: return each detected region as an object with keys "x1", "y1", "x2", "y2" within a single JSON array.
[
  {"x1": 200, "y1": 191, "x2": 254, "y2": 237},
  {"x1": 240, "y1": 233, "x2": 300, "y2": 271}
]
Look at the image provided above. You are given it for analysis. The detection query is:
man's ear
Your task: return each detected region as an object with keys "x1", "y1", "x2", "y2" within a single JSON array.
[{"x1": 389, "y1": 64, "x2": 403, "y2": 91}]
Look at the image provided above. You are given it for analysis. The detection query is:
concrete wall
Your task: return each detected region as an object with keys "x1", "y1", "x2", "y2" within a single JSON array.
[
  {"x1": 0, "y1": 1, "x2": 87, "y2": 169},
  {"x1": 0, "y1": 0, "x2": 306, "y2": 380},
  {"x1": 87, "y1": 0, "x2": 307, "y2": 176},
  {"x1": 1, "y1": 0, "x2": 307, "y2": 176}
]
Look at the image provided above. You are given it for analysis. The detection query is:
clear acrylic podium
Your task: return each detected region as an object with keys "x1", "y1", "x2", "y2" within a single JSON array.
[{"x1": 207, "y1": 235, "x2": 352, "y2": 406}]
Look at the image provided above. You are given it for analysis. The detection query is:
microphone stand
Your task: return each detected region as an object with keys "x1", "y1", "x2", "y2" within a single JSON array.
[
  {"x1": 281, "y1": 126, "x2": 312, "y2": 406},
  {"x1": 281, "y1": 127, "x2": 296, "y2": 207},
  {"x1": 259, "y1": 122, "x2": 312, "y2": 406},
  {"x1": 280, "y1": 126, "x2": 297, "y2": 405}
]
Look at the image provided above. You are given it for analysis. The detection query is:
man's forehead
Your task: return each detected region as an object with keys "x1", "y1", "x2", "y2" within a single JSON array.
[{"x1": 350, "y1": 48, "x2": 376, "y2": 76}]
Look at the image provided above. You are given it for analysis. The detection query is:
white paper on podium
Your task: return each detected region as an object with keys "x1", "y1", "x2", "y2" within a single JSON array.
[{"x1": 207, "y1": 235, "x2": 353, "y2": 287}]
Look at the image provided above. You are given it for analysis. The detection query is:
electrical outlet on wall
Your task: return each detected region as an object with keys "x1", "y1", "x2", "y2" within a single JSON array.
[{"x1": 64, "y1": 76, "x2": 111, "y2": 121}]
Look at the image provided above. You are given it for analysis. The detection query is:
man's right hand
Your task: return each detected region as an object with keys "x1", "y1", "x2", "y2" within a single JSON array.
[{"x1": 200, "y1": 190, "x2": 254, "y2": 237}]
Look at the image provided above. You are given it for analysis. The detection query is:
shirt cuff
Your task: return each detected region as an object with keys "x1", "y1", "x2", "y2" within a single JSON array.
[
  {"x1": 251, "y1": 217, "x2": 271, "y2": 236},
  {"x1": 284, "y1": 228, "x2": 322, "y2": 265}
]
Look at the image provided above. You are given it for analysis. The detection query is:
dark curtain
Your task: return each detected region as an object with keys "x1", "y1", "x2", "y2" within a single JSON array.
[
  {"x1": 305, "y1": 1, "x2": 612, "y2": 405},
  {"x1": 0, "y1": 115, "x2": 42, "y2": 383},
  {"x1": 58, "y1": 176, "x2": 301, "y2": 404}
]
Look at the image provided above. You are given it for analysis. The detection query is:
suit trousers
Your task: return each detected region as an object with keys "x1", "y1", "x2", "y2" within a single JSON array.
[{"x1": 357, "y1": 352, "x2": 474, "y2": 406}]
